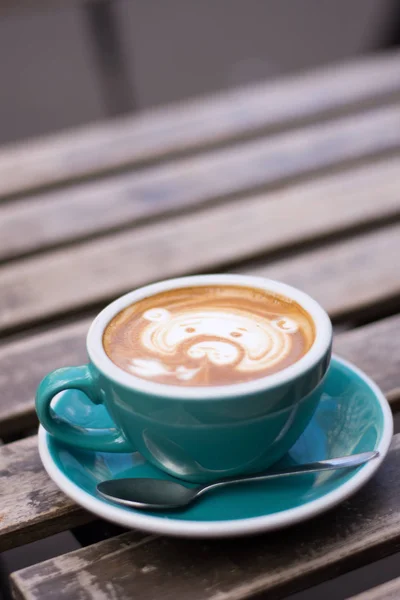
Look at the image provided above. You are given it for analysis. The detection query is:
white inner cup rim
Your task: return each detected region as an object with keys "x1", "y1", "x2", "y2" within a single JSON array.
[{"x1": 87, "y1": 274, "x2": 332, "y2": 400}]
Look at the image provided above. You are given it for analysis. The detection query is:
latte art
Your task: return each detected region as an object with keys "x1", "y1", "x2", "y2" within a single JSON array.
[
  {"x1": 138, "y1": 309, "x2": 298, "y2": 374},
  {"x1": 103, "y1": 285, "x2": 315, "y2": 387}
]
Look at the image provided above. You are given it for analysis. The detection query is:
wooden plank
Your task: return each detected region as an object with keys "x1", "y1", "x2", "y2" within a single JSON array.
[
  {"x1": 334, "y1": 315, "x2": 400, "y2": 407},
  {"x1": 2, "y1": 310, "x2": 400, "y2": 440},
  {"x1": 1, "y1": 313, "x2": 400, "y2": 552},
  {"x1": 10, "y1": 434, "x2": 400, "y2": 600},
  {"x1": 1, "y1": 51, "x2": 400, "y2": 199},
  {"x1": 348, "y1": 578, "x2": 400, "y2": 600},
  {"x1": 1, "y1": 108, "x2": 400, "y2": 263},
  {"x1": 0, "y1": 320, "x2": 90, "y2": 436},
  {"x1": 1, "y1": 156, "x2": 400, "y2": 334},
  {"x1": 0, "y1": 435, "x2": 92, "y2": 552},
  {"x1": 243, "y1": 224, "x2": 400, "y2": 322}
]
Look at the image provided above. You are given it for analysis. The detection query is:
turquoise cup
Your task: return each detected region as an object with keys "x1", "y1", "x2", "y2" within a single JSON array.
[{"x1": 36, "y1": 274, "x2": 332, "y2": 483}]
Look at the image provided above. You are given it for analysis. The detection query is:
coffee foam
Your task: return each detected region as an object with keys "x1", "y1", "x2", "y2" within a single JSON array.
[{"x1": 103, "y1": 286, "x2": 315, "y2": 387}]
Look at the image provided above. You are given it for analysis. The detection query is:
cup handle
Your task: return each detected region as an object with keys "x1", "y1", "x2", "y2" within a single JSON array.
[{"x1": 35, "y1": 365, "x2": 134, "y2": 452}]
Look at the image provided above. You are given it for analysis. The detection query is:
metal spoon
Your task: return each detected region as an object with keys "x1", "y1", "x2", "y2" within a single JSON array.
[{"x1": 96, "y1": 450, "x2": 379, "y2": 511}]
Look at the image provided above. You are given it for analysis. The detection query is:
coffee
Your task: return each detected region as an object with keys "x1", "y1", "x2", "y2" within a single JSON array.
[{"x1": 103, "y1": 285, "x2": 315, "y2": 387}]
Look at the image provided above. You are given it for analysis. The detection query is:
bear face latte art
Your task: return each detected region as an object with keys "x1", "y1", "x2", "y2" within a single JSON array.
[{"x1": 103, "y1": 285, "x2": 316, "y2": 387}]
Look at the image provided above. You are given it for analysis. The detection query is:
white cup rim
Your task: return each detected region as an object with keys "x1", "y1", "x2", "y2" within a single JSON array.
[{"x1": 87, "y1": 274, "x2": 332, "y2": 400}]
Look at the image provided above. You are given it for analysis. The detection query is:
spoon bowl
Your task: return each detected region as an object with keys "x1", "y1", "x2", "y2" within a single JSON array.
[{"x1": 97, "y1": 478, "x2": 198, "y2": 510}]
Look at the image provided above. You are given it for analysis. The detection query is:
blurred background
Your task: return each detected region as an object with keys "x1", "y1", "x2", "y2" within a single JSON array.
[
  {"x1": 1, "y1": 0, "x2": 399, "y2": 146},
  {"x1": 1, "y1": 2, "x2": 400, "y2": 600}
]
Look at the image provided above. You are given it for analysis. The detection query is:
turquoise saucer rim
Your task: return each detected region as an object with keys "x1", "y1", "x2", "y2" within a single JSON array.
[{"x1": 38, "y1": 355, "x2": 393, "y2": 538}]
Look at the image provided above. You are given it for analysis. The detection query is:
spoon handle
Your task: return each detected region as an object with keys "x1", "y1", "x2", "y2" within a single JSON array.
[{"x1": 200, "y1": 451, "x2": 379, "y2": 494}]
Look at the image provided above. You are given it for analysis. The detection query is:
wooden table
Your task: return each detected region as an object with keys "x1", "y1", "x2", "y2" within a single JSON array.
[{"x1": 1, "y1": 50, "x2": 400, "y2": 600}]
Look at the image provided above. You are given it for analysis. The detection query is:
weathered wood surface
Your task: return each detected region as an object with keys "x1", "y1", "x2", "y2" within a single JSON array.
[
  {"x1": 1, "y1": 51, "x2": 399, "y2": 199},
  {"x1": 349, "y1": 578, "x2": 400, "y2": 600},
  {"x1": 10, "y1": 434, "x2": 400, "y2": 600},
  {"x1": 1, "y1": 314, "x2": 399, "y2": 552},
  {"x1": 1, "y1": 163, "x2": 400, "y2": 335},
  {"x1": 0, "y1": 435, "x2": 91, "y2": 552},
  {"x1": 2, "y1": 306, "x2": 400, "y2": 441},
  {"x1": 1, "y1": 105, "x2": 400, "y2": 263}
]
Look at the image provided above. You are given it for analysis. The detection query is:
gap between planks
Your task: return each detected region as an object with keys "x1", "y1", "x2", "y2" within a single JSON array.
[
  {"x1": 348, "y1": 577, "x2": 400, "y2": 600},
  {"x1": 1, "y1": 50, "x2": 399, "y2": 199}
]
